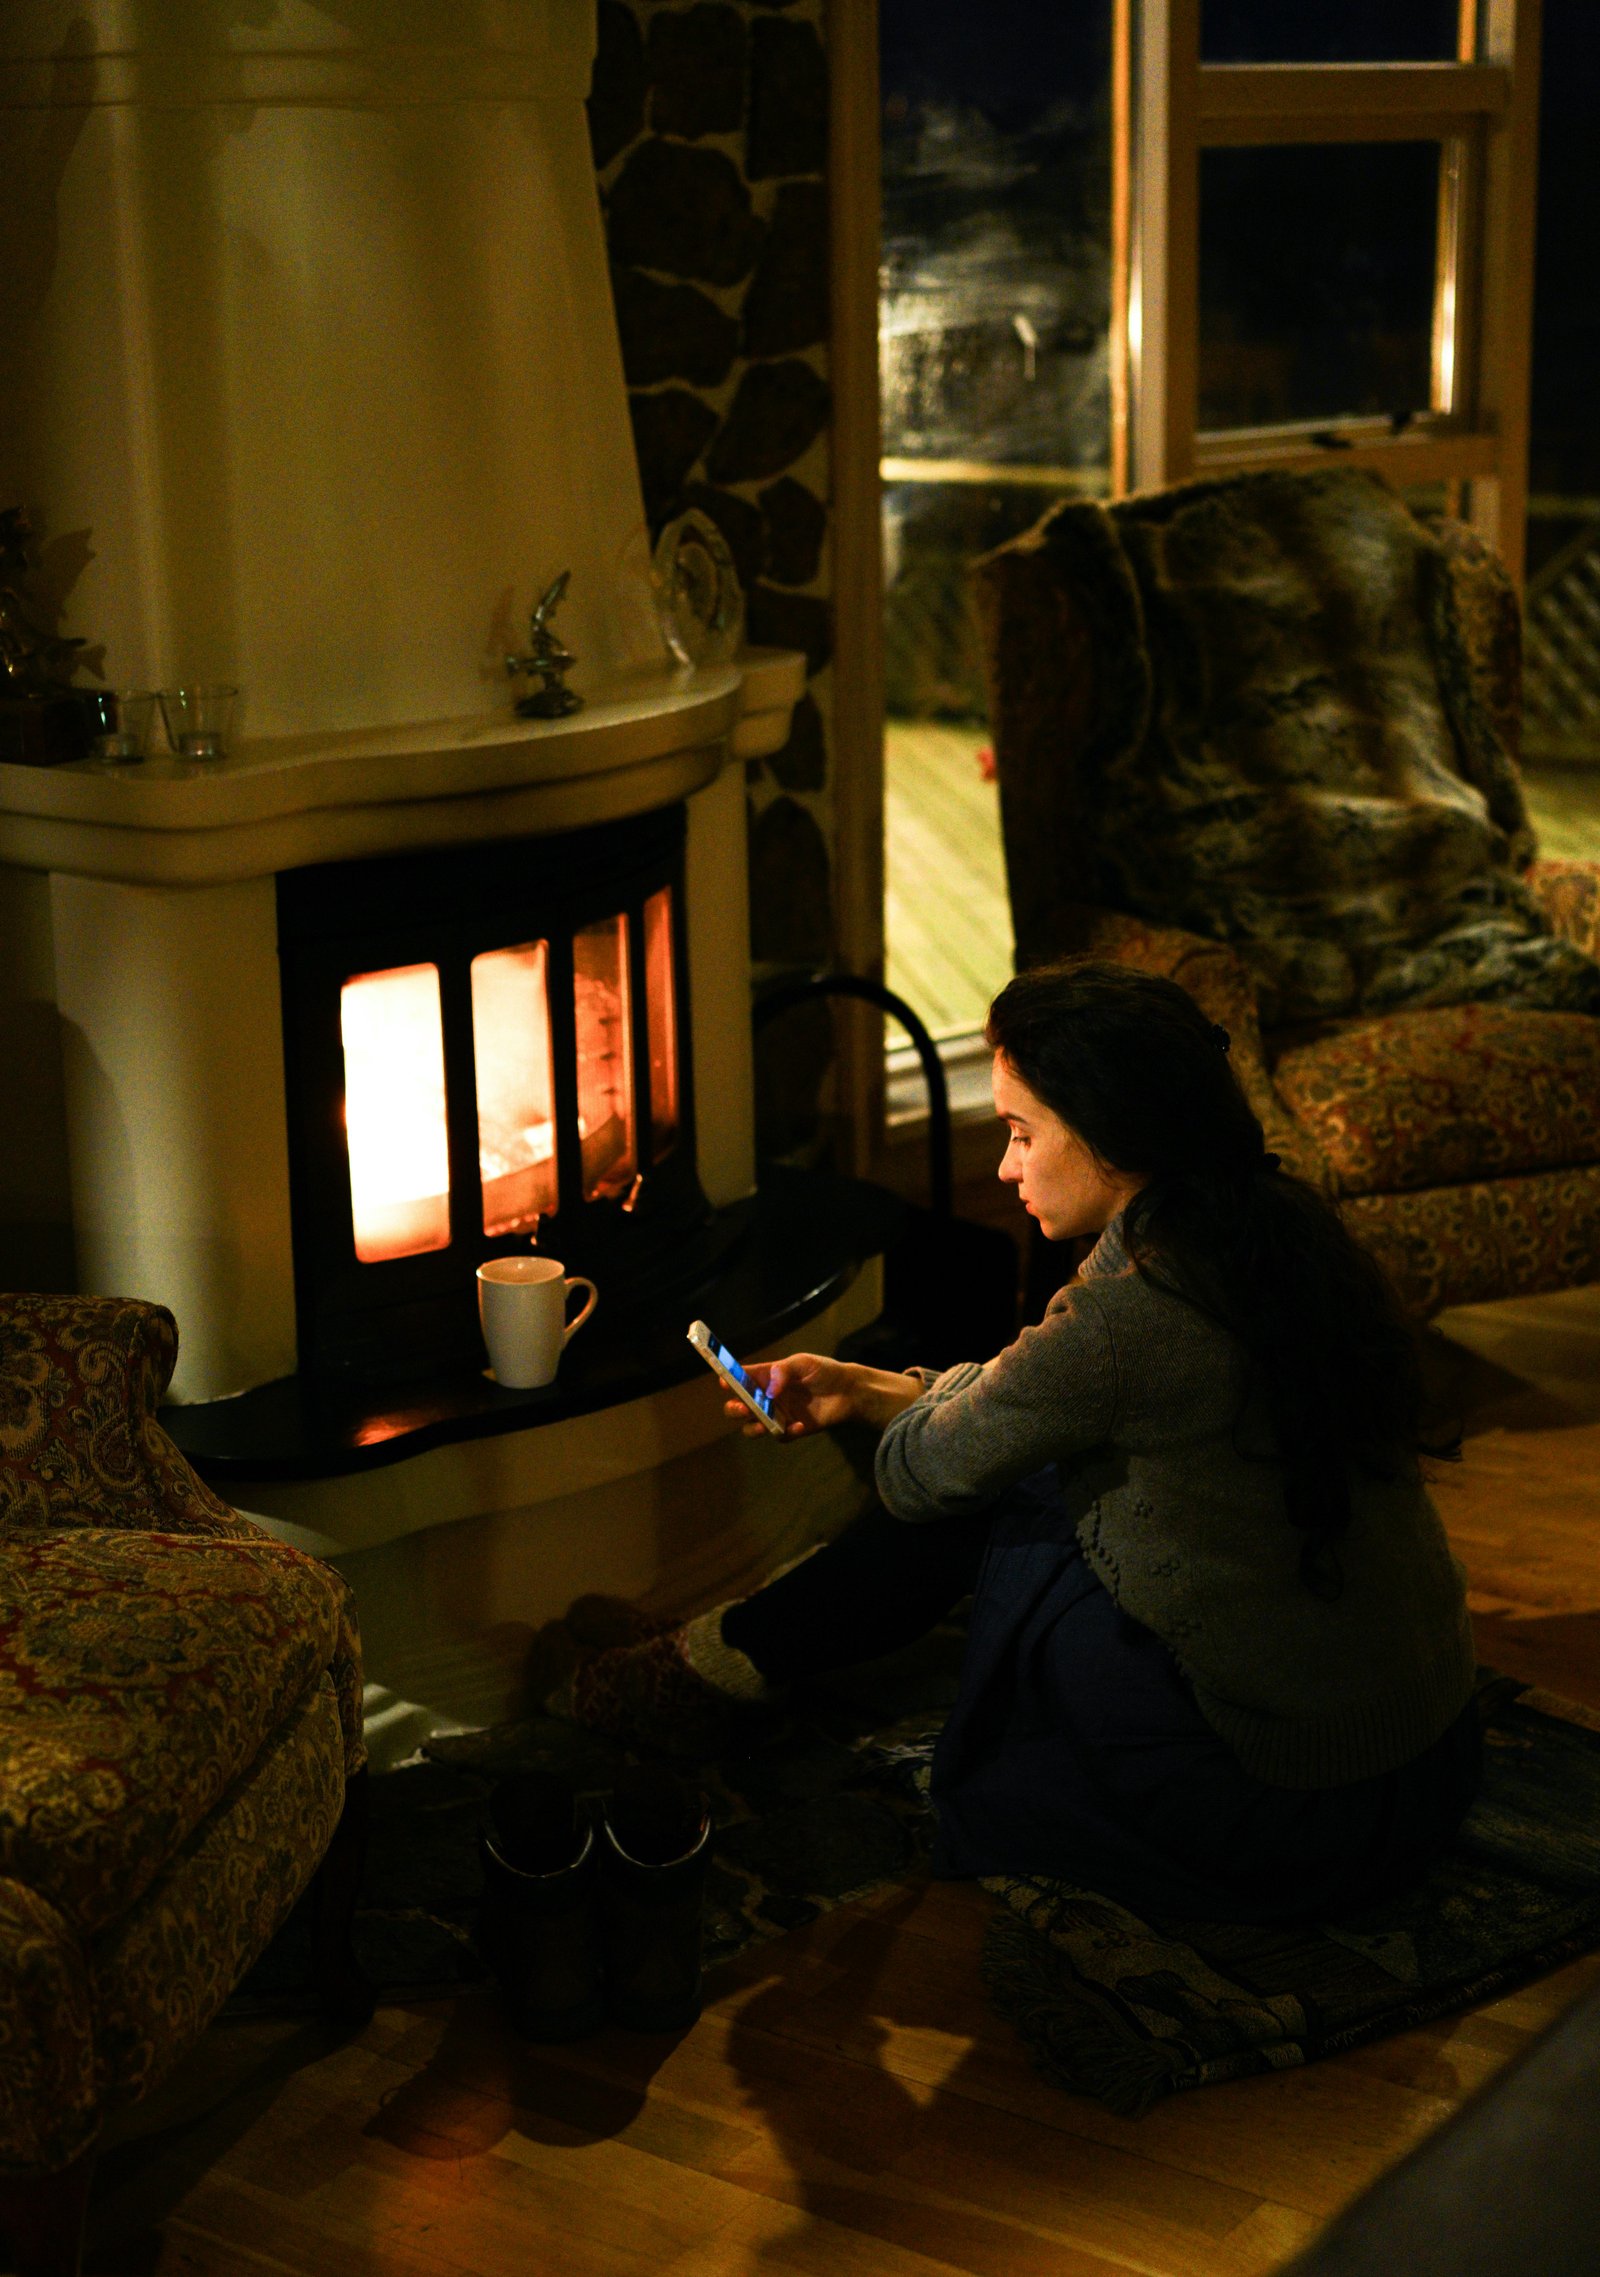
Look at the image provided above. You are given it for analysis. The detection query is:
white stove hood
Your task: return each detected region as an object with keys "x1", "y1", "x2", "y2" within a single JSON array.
[{"x1": 0, "y1": 0, "x2": 665, "y2": 737}]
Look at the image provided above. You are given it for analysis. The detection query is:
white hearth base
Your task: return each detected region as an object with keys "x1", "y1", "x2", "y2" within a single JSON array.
[{"x1": 242, "y1": 1270, "x2": 882, "y2": 1759}]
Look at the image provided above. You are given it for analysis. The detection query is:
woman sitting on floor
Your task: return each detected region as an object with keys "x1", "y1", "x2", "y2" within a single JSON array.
[{"x1": 552, "y1": 961, "x2": 1481, "y2": 1923}]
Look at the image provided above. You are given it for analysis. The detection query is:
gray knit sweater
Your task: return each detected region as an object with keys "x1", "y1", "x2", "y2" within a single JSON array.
[{"x1": 875, "y1": 1219, "x2": 1475, "y2": 1789}]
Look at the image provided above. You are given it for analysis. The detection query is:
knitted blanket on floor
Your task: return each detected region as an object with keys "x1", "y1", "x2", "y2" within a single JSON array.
[{"x1": 1015, "y1": 469, "x2": 1600, "y2": 1025}]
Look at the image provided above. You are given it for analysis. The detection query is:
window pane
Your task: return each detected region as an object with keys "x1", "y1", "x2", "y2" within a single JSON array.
[
  {"x1": 574, "y1": 913, "x2": 636, "y2": 1201},
  {"x1": 1199, "y1": 143, "x2": 1440, "y2": 433},
  {"x1": 642, "y1": 887, "x2": 680, "y2": 1161},
  {"x1": 879, "y1": 1, "x2": 1112, "y2": 1051},
  {"x1": 1202, "y1": 0, "x2": 1457, "y2": 62},
  {"x1": 472, "y1": 941, "x2": 557, "y2": 1236},
  {"x1": 879, "y1": 39, "x2": 1111, "y2": 476},
  {"x1": 340, "y1": 963, "x2": 451, "y2": 1263}
]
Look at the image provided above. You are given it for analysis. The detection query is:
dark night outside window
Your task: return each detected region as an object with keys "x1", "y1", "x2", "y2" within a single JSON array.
[{"x1": 1198, "y1": 142, "x2": 1440, "y2": 434}]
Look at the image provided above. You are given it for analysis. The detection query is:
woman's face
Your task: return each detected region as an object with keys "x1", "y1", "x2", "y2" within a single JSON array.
[{"x1": 992, "y1": 1053, "x2": 1145, "y2": 1243}]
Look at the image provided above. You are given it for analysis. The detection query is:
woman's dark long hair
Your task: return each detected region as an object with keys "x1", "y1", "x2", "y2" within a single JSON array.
[{"x1": 985, "y1": 959, "x2": 1455, "y2": 1594}]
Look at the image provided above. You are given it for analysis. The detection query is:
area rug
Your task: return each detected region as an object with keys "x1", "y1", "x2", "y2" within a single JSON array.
[
  {"x1": 235, "y1": 1662, "x2": 1600, "y2": 2119},
  {"x1": 232, "y1": 1624, "x2": 963, "y2": 2008},
  {"x1": 982, "y1": 1678, "x2": 1600, "y2": 2113}
]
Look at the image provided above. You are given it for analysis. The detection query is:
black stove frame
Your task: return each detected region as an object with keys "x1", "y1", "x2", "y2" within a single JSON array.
[{"x1": 276, "y1": 805, "x2": 708, "y2": 1379}]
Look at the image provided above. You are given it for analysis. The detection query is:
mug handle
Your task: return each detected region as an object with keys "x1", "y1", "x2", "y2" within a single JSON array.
[{"x1": 562, "y1": 1276, "x2": 599, "y2": 1345}]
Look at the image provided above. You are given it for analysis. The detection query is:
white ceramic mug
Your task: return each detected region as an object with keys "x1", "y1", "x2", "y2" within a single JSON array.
[{"x1": 477, "y1": 1256, "x2": 598, "y2": 1389}]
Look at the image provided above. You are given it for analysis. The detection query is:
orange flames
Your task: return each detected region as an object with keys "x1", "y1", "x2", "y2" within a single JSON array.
[
  {"x1": 472, "y1": 941, "x2": 557, "y2": 1236},
  {"x1": 340, "y1": 963, "x2": 451, "y2": 1262}
]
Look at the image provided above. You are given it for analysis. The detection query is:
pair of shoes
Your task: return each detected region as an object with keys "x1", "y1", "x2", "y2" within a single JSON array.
[
  {"x1": 477, "y1": 1766, "x2": 711, "y2": 2039},
  {"x1": 543, "y1": 1605, "x2": 780, "y2": 1758}
]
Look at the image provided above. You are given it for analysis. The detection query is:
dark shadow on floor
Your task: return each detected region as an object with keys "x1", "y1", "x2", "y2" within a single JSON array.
[
  {"x1": 80, "y1": 2014, "x2": 354, "y2": 2273},
  {"x1": 715, "y1": 1881, "x2": 1037, "y2": 2273},
  {"x1": 1422, "y1": 1325, "x2": 1588, "y2": 1438},
  {"x1": 364, "y1": 1988, "x2": 685, "y2": 2159}
]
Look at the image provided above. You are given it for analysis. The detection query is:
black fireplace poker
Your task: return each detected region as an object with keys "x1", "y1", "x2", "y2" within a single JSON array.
[{"x1": 752, "y1": 973, "x2": 1018, "y2": 1373}]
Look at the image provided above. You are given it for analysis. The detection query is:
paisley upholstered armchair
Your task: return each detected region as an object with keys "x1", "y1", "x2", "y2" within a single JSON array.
[
  {"x1": 0, "y1": 1293, "x2": 369, "y2": 2277},
  {"x1": 971, "y1": 468, "x2": 1600, "y2": 1315}
]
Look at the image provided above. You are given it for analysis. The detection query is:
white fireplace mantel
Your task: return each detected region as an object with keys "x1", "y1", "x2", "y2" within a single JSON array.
[{"x1": 0, "y1": 649, "x2": 803, "y2": 887}]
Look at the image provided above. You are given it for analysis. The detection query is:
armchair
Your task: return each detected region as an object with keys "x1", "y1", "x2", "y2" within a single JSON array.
[
  {"x1": 972, "y1": 468, "x2": 1600, "y2": 1315},
  {"x1": 0, "y1": 1294, "x2": 369, "y2": 2277}
]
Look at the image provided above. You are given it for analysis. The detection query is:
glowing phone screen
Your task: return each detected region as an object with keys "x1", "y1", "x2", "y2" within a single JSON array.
[{"x1": 710, "y1": 1333, "x2": 776, "y2": 1420}]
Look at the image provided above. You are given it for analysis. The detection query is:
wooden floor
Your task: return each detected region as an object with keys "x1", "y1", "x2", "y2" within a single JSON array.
[
  {"x1": 63, "y1": 1287, "x2": 1600, "y2": 2277},
  {"x1": 884, "y1": 719, "x2": 1600, "y2": 1043}
]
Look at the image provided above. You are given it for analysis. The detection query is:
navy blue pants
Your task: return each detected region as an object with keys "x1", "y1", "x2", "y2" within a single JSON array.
[{"x1": 722, "y1": 1472, "x2": 1482, "y2": 1922}]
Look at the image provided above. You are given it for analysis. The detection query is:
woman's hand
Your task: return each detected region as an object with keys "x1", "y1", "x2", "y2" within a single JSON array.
[{"x1": 727, "y1": 1353, "x2": 924, "y2": 1440}]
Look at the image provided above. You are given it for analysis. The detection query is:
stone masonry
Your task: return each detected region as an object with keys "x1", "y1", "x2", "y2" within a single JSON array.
[{"x1": 587, "y1": 0, "x2": 838, "y2": 1152}]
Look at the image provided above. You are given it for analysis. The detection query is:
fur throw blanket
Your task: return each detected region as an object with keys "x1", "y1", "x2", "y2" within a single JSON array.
[{"x1": 1020, "y1": 470, "x2": 1600, "y2": 1025}]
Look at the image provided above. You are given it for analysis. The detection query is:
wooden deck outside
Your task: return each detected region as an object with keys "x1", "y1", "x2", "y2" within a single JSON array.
[
  {"x1": 74, "y1": 1285, "x2": 1600, "y2": 2277},
  {"x1": 884, "y1": 723, "x2": 1010, "y2": 1042},
  {"x1": 884, "y1": 716, "x2": 1600, "y2": 1046}
]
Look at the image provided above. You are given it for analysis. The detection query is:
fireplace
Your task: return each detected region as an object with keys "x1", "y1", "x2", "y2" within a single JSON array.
[
  {"x1": 0, "y1": 3, "x2": 884, "y2": 1741},
  {"x1": 278, "y1": 805, "x2": 709, "y2": 1379}
]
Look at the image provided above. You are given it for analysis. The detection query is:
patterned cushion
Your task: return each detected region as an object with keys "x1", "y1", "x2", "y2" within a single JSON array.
[
  {"x1": 1343, "y1": 1163, "x2": 1600, "y2": 1317},
  {"x1": 0, "y1": 1295, "x2": 253, "y2": 1539},
  {"x1": 1532, "y1": 858, "x2": 1600, "y2": 964},
  {"x1": 1272, "y1": 1004, "x2": 1600, "y2": 1195},
  {"x1": 0, "y1": 1526, "x2": 346, "y2": 1940}
]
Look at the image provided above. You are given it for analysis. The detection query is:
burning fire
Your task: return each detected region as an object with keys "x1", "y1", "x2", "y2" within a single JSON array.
[
  {"x1": 472, "y1": 941, "x2": 557, "y2": 1235},
  {"x1": 340, "y1": 963, "x2": 452, "y2": 1262}
]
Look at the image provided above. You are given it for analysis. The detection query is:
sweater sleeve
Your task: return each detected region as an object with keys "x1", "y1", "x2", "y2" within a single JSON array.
[{"x1": 873, "y1": 1283, "x2": 1120, "y2": 1521}]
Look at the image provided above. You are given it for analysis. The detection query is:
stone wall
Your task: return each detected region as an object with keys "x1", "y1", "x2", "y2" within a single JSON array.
[{"x1": 587, "y1": 0, "x2": 839, "y2": 1151}]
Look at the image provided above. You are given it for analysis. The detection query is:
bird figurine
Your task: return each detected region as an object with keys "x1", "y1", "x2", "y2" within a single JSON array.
[{"x1": 506, "y1": 570, "x2": 582, "y2": 718}]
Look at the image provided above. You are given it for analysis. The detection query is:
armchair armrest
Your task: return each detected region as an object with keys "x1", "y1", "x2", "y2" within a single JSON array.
[
  {"x1": 1065, "y1": 908, "x2": 1333, "y2": 1188},
  {"x1": 0, "y1": 1293, "x2": 246, "y2": 1541},
  {"x1": 1528, "y1": 859, "x2": 1600, "y2": 963},
  {"x1": 0, "y1": 1292, "x2": 368, "y2": 1775},
  {"x1": 1435, "y1": 517, "x2": 1523, "y2": 764}
]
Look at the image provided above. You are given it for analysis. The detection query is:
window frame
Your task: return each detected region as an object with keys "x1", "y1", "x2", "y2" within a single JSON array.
[{"x1": 1112, "y1": 0, "x2": 1542, "y2": 582}]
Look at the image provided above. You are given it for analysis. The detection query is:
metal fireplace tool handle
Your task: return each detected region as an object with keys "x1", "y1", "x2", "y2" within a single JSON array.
[
  {"x1": 751, "y1": 972, "x2": 953, "y2": 1219},
  {"x1": 752, "y1": 974, "x2": 1020, "y2": 1369}
]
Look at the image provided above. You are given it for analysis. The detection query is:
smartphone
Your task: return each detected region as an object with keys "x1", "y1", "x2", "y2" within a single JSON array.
[{"x1": 687, "y1": 1320, "x2": 787, "y2": 1436}]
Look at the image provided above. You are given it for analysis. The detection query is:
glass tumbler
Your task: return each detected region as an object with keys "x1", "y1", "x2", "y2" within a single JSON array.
[
  {"x1": 94, "y1": 690, "x2": 158, "y2": 762},
  {"x1": 159, "y1": 683, "x2": 239, "y2": 760}
]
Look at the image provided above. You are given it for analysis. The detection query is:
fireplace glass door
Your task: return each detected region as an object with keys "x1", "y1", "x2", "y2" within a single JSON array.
[
  {"x1": 574, "y1": 913, "x2": 637, "y2": 1202},
  {"x1": 340, "y1": 962, "x2": 453, "y2": 1262},
  {"x1": 472, "y1": 941, "x2": 558, "y2": 1238},
  {"x1": 278, "y1": 806, "x2": 701, "y2": 1377},
  {"x1": 644, "y1": 885, "x2": 680, "y2": 1160}
]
